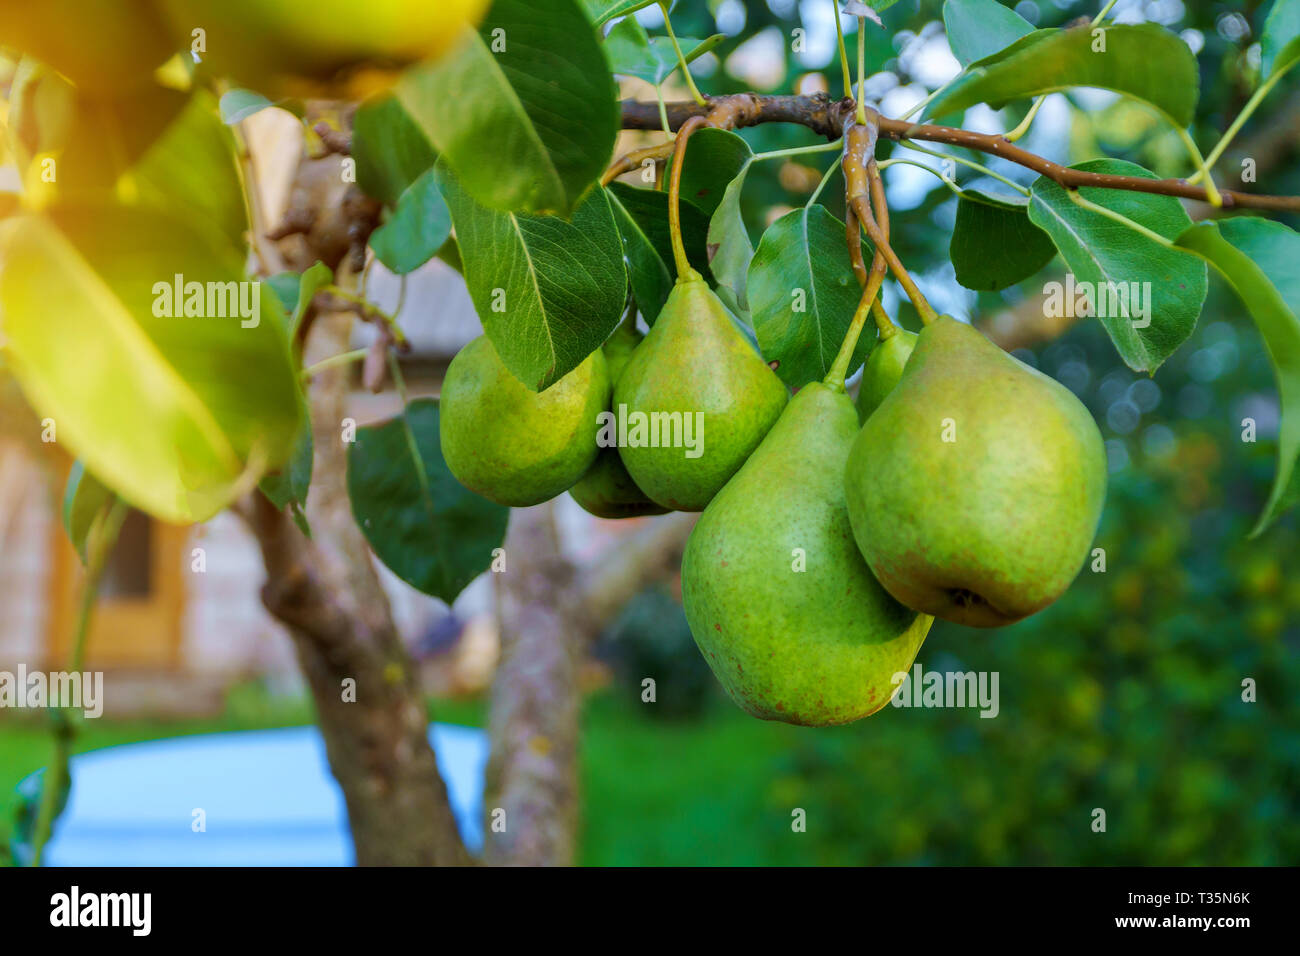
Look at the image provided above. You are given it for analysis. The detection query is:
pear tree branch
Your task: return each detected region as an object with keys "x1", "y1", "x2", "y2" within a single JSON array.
[{"x1": 618, "y1": 94, "x2": 1300, "y2": 212}]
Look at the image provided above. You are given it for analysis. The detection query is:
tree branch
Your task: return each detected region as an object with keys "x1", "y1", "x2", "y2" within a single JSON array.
[{"x1": 620, "y1": 95, "x2": 1300, "y2": 212}]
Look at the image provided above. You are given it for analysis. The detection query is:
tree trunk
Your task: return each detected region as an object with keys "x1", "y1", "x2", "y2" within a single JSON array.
[{"x1": 484, "y1": 502, "x2": 583, "y2": 866}]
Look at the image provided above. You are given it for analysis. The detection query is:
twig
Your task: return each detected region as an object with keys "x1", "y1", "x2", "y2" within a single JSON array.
[{"x1": 620, "y1": 95, "x2": 1300, "y2": 211}]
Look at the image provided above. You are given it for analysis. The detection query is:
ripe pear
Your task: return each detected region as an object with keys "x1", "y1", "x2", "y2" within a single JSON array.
[
  {"x1": 844, "y1": 316, "x2": 1106, "y2": 627},
  {"x1": 570, "y1": 321, "x2": 669, "y2": 519},
  {"x1": 614, "y1": 271, "x2": 788, "y2": 511},
  {"x1": 682, "y1": 381, "x2": 932, "y2": 725},
  {"x1": 856, "y1": 327, "x2": 917, "y2": 422},
  {"x1": 440, "y1": 335, "x2": 608, "y2": 507}
]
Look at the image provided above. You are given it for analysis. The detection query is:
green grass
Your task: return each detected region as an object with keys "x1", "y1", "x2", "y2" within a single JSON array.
[{"x1": 0, "y1": 682, "x2": 809, "y2": 866}]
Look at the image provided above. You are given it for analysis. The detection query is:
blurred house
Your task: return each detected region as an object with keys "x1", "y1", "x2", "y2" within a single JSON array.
[{"x1": 0, "y1": 258, "x2": 499, "y2": 715}]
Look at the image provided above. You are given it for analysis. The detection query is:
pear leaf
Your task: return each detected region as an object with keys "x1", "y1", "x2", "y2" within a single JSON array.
[
  {"x1": 951, "y1": 188, "x2": 1055, "y2": 291},
  {"x1": 748, "y1": 205, "x2": 871, "y2": 388},
  {"x1": 679, "y1": 128, "x2": 754, "y2": 217},
  {"x1": 0, "y1": 205, "x2": 301, "y2": 523},
  {"x1": 370, "y1": 168, "x2": 452, "y2": 275},
  {"x1": 928, "y1": 23, "x2": 1199, "y2": 127},
  {"x1": 582, "y1": 0, "x2": 663, "y2": 27},
  {"x1": 62, "y1": 461, "x2": 115, "y2": 564},
  {"x1": 707, "y1": 156, "x2": 756, "y2": 318},
  {"x1": 607, "y1": 182, "x2": 711, "y2": 323},
  {"x1": 604, "y1": 17, "x2": 724, "y2": 84},
  {"x1": 1262, "y1": 0, "x2": 1300, "y2": 80},
  {"x1": 1028, "y1": 159, "x2": 1206, "y2": 373},
  {"x1": 347, "y1": 398, "x2": 509, "y2": 603},
  {"x1": 259, "y1": 409, "x2": 314, "y2": 538},
  {"x1": 1176, "y1": 218, "x2": 1300, "y2": 535},
  {"x1": 439, "y1": 164, "x2": 626, "y2": 391},
  {"x1": 398, "y1": 0, "x2": 618, "y2": 215},
  {"x1": 218, "y1": 89, "x2": 274, "y2": 124},
  {"x1": 353, "y1": 94, "x2": 438, "y2": 206},
  {"x1": 942, "y1": 0, "x2": 1034, "y2": 67}
]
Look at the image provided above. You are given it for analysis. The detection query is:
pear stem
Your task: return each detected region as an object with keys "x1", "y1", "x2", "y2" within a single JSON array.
[
  {"x1": 826, "y1": 247, "x2": 887, "y2": 390},
  {"x1": 668, "y1": 114, "x2": 708, "y2": 281},
  {"x1": 831, "y1": 0, "x2": 852, "y2": 100},
  {"x1": 851, "y1": 192, "x2": 937, "y2": 325},
  {"x1": 660, "y1": 2, "x2": 707, "y2": 107}
]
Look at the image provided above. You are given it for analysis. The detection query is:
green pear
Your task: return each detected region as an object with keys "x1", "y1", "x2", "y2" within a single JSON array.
[
  {"x1": 856, "y1": 327, "x2": 917, "y2": 422},
  {"x1": 569, "y1": 321, "x2": 669, "y2": 519},
  {"x1": 682, "y1": 381, "x2": 932, "y2": 725},
  {"x1": 440, "y1": 335, "x2": 608, "y2": 507},
  {"x1": 844, "y1": 316, "x2": 1106, "y2": 627},
  {"x1": 614, "y1": 272, "x2": 788, "y2": 511}
]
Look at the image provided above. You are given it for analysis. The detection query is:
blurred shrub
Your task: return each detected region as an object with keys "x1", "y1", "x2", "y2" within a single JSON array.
[{"x1": 599, "y1": 586, "x2": 718, "y2": 720}]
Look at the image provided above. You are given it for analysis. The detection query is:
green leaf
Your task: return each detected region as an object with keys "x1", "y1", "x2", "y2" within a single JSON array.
[
  {"x1": 399, "y1": 0, "x2": 619, "y2": 216},
  {"x1": 678, "y1": 128, "x2": 753, "y2": 217},
  {"x1": 1027, "y1": 159, "x2": 1206, "y2": 373},
  {"x1": 0, "y1": 205, "x2": 302, "y2": 523},
  {"x1": 748, "y1": 205, "x2": 870, "y2": 388},
  {"x1": 582, "y1": 0, "x2": 661, "y2": 26},
  {"x1": 1175, "y1": 218, "x2": 1300, "y2": 535},
  {"x1": 259, "y1": 410, "x2": 314, "y2": 537},
  {"x1": 353, "y1": 94, "x2": 439, "y2": 206},
  {"x1": 607, "y1": 182, "x2": 710, "y2": 323},
  {"x1": 218, "y1": 89, "x2": 274, "y2": 124},
  {"x1": 1262, "y1": 0, "x2": 1300, "y2": 80},
  {"x1": 676, "y1": 128, "x2": 756, "y2": 316},
  {"x1": 439, "y1": 164, "x2": 627, "y2": 391},
  {"x1": 928, "y1": 23, "x2": 1199, "y2": 128},
  {"x1": 950, "y1": 188, "x2": 1055, "y2": 291},
  {"x1": 370, "y1": 169, "x2": 452, "y2": 275},
  {"x1": 604, "y1": 17, "x2": 724, "y2": 84},
  {"x1": 62, "y1": 461, "x2": 114, "y2": 563},
  {"x1": 268, "y1": 262, "x2": 333, "y2": 342},
  {"x1": 942, "y1": 0, "x2": 1034, "y2": 67},
  {"x1": 347, "y1": 398, "x2": 509, "y2": 603}
]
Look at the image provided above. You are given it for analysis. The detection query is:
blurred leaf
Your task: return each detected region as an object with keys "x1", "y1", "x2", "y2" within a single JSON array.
[
  {"x1": 61, "y1": 461, "x2": 114, "y2": 563},
  {"x1": 1176, "y1": 218, "x2": 1300, "y2": 535},
  {"x1": 748, "y1": 204, "x2": 870, "y2": 387},
  {"x1": 1028, "y1": 159, "x2": 1206, "y2": 372},
  {"x1": 439, "y1": 164, "x2": 626, "y2": 391},
  {"x1": 259, "y1": 410, "x2": 314, "y2": 537},
  {"x1": 267, "y1": 262, "x2": 332, "y2": 343},
  {"x1": 218, "y1": 89, "x2": 274, "y2": 124},
  {"x1": 582, "y1": 0, "x2": 662, "y2": 27},
  {"x1": 399, "y1": 0, "x2": 618, "y2": 215},
  {"x1": 347, "y1": 398, "x2": 509, "y2": 603},
  {"x1": 353, "y1": 94, "x2": 438, "y2": 206},
  {"x1": 370, "y1": 169, "x2": 452, "y2": 275},
  {"x1": 950, "y1": 188, "x2": 1055, "y2": 291},
  {"x1": 607, "y1": 182, "x2": 710, "y2": 323},
  {"x1": 929, "y1": 23, "x2": 1199, "y2": 127},
  {"x1": 942, "y1": 0, "x2": 1034, "y2": 67},
  {"x1": 604, "y1": 17, "x2": 724, "y2": 84},
  {"x1": 0, "y1": 205, "x2": 301, "y2": 523},
  {"x1": 1262, "y1": 0, "x2": 1300, "y2": 80}
]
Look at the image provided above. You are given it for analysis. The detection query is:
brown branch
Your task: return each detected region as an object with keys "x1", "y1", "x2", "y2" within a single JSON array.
[{"x1": 620, "y1": 95, "x2": 1300, "y2": 212}]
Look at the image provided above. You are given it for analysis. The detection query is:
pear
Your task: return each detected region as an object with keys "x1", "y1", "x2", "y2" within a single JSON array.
[
  {"x1": 614, "y1": 272, "x2": 788, "y2": 511},
  {"x1": 440, "y1": 335, "x2": 608, "y2": 507},
  {"x1": 682, "y1": 382, "x2": 932, "y2": 725},
  {"x1": 570, "y1": 321, "x2": 669, "y2": 519},
  {"x1": 844, "y1": 316, "x2": 1107, "y2": 627},
  {"x1": 856, "y1": 327, "x2": 917, "y2": 422}
]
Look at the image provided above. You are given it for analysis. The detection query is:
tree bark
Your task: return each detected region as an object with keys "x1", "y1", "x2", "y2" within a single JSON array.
[
  {"x1": 485, "y1": 502, "x2": 583, "y2": 866},
  {"x1": 243, "y1": 307, "x2": 471, "y2": 866}
]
